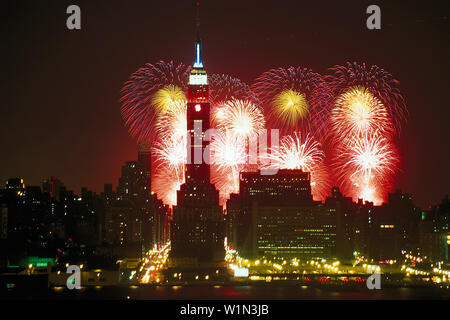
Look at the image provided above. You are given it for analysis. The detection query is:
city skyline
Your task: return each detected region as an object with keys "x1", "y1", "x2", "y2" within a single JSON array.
[
  {"x1": 2, "y1": 1, "x2": 450, "y2": 303},
  {"x1": 2, "y1": 1, "x2": 449, "y2": 208}
]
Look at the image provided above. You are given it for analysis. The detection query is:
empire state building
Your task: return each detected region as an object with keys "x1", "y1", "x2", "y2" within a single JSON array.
[{"x1": 169, "y1": 7, "x2": 225, "y2": 268}]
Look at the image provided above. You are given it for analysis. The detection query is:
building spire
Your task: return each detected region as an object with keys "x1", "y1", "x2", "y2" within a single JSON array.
[
  {"x1": 196, "y1": 1, "x2": 200, "y2": 40},
  {"x1": 193, "y1": 1, "x2": 203, "y2": 69}
]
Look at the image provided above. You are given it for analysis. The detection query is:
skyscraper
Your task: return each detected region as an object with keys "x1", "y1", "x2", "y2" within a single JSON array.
[
  {"x1": 42, "y1": 176, "x2": 64, "y2": 201},
  {"x1": 117, "y1": 161, "x2": 148, "y2": 201},
  {"x1": 138, "y1": 140, "x2": 152, "y2": 191},
  {"x1": 170, "y1": 5, "x2": 225, "y2": 268},
  {"x1": 227, "y1": 170, "x2": 338, "y2": 260}
]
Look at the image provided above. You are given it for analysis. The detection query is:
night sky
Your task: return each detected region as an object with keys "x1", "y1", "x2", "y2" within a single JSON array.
[{"x1": 2, "y1": 0, "x2": 449, "y2": 208}]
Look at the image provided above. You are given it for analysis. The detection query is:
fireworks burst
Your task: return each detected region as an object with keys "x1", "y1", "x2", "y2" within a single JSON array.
[
  {"x1": 151, "y1": 165, "x2": 185, "y2": 206},
  {"x1": 151, "y1": 135, "x2": 186, "y2": 206},
  {"x1": 120, "y1": 61, "x2": 190, "y2": 141},
  {"x1": 330, "y1": 86, "x2": 393, "y2": 141},
  {"x1": 120, "y1": 59, "x2": 407, "y2": 208},
  {"x1": 210, "y1": 99, "x2": 265, "y2": 203},
  {"x1": 151, "y1": 99, "x2": 187, "y2": 206},
  {"x1": 272, "y1": 89, "x2": 309, "y2": 128},
  {"x1": 210, "y1": 130, "x2": 248, "y2": 204},
  {"x1": 213, "y1": 99, "x2": 265, "y2": 141},
  {"x1": 209, "y1": 74, "x2": 256, "y2": 105},
  {"x1": 326, "y1": 62, "x2": 407, "y2": 135},
  {"x1": 326, "y1": 63, "x2": 406, "y2": 204},
  {"x1": 252, "y1": 66, "x2": 332, "y2": 136},
  {"x1": 334, "y1": 132, "x2": 400, "y2": 205},
  {"x1": 154, "y1": 99, "x2": 187, "y2": 141},
  {"x1": 152, "y1": 136, "x2": 186, "y2": 171},
  {"x1": 263, "y1": 132, "x2": 330, "y2": 201},
  {"x1": 151, "y1": 85, "x2": 186, "y2": 114}
]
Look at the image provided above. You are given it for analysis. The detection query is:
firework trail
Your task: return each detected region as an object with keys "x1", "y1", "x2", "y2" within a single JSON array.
[
  {"x1": 252, "y1": 66, "x2": 332, "y2": 137},
  {"x1": 326, "y1": 62, "x2": 407, "y2": 134},
  {"x1": 333, "y1": 132, "x2": 400, "y2": 205},
  {"x1": 120, "y1": 61, "x2": 190, "y2": 141},
  {"x1": 263, "y1": 132, "x2": 330, "y2": 201}
]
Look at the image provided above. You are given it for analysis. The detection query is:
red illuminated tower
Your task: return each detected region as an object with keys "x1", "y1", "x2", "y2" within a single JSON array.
[
  {"x1": 186, "y1": 2, "x2": 210, "y2": 184},
  {"x1": 169, "y1": 3, "x2": 225, "y2": 271}
]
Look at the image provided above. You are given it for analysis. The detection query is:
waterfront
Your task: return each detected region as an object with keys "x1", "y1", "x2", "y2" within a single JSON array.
[{"x1": 3, "y1": 283, "x2": 450, "y2": 300}]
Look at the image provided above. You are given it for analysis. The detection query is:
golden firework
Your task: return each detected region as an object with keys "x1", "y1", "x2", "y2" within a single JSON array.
[
  {"x1": 272, "y1": 89, "x2": 309, "y2": 127},
  {"x1": 151, "y1": 85, "x2": 186, "y2": 114}
]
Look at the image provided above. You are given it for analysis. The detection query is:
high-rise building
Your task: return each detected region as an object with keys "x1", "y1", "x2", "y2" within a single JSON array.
[
  {"x1": 170, "y1": 7, "x2": 225, "y2": 267},
  {"x1": 117, "y1": 161, "x2": 148, "y2": 201},
  {"x1": 6, "y1": 178, "x2": 25, "y2": 192},
  {"x1": 43, "y1": 176, "x2": 64, "y2": 201},
  {"x1": 417, "y1": 195, "x2": 450, "y2": 262},
  {"x1": 104, "y1": 155, "x2": 169, "y2": 257},
  {"x1": 325, "y1": 187, "x2": 356, "y2": 262},
  {"x1": 227, "y1": 170, "x2": 338, "y2": 260},
  {"x1": 1, "y1": 205, "x2": 7, "y2": 240},
  {"x1": 101, "y1": 184, "x2": 115, "y2": 208},
  {"x1": 138, "y1": 140, "x2": 152, "y2": 191},
  {"x1": 238, "y1": 169, "x2": 314, "y2": 205}
]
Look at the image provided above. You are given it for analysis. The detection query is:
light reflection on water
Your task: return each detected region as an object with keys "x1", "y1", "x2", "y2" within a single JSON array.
[{"x1": 40, "y1": 284, "x2": 450, "y2": 300}]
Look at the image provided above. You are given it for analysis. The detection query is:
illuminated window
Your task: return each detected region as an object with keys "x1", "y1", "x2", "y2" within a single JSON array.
[{"x1": 189, "y1": 74, "x2": 208, "y2": 85}]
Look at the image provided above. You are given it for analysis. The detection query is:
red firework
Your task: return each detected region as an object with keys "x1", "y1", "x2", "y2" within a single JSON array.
[
  {"x1": 252, "y1": 66, "x2": 332, "y2": 138},
  {"x1": 326, "y1": 62, "x2": 408, "y2": 136},
  {"x1": 333, "y1": 131, "x2": 400, "y2": 205},
  {"x1": 120, "y1": 61, "x2": 190, "y2": 141}
]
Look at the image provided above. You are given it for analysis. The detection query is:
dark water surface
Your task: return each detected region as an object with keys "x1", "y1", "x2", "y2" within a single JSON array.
[{"x1": 4, "y1": 284, "x2": 450, "y2": 300}]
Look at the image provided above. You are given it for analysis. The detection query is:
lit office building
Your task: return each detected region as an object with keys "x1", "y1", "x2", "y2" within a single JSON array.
[{"x1": 227, "y1": 169, "x2": 338, "y2": 259}]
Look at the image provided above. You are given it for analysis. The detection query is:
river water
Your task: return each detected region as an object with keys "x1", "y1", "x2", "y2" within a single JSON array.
[{"x1": 6, "y1": 283, "x2": 449, "y2": 300}]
